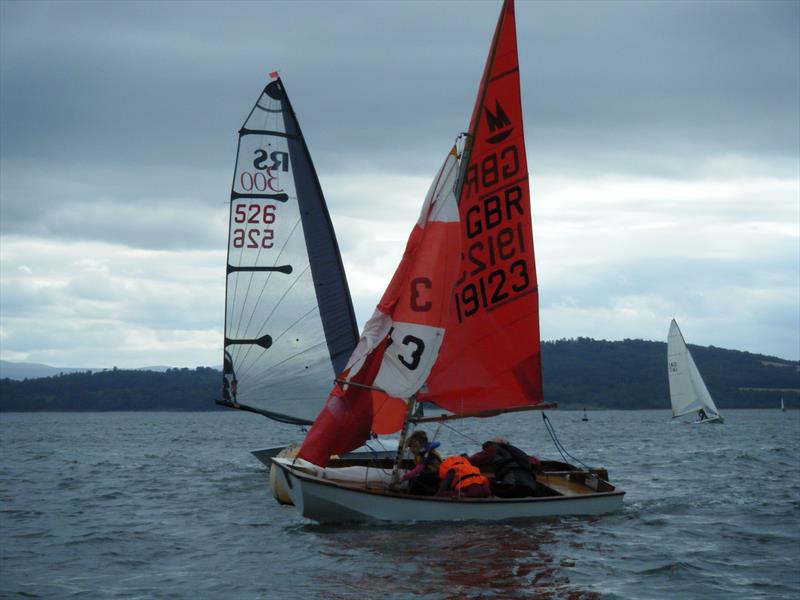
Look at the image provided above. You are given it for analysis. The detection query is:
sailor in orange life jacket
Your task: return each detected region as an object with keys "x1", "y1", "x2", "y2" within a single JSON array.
[
  {"x1": 436, "y1": 455, "x2": 491, "y2": 498},
  {"x1": 400, "y1": 430, "x2": 443, "y2": 496}
]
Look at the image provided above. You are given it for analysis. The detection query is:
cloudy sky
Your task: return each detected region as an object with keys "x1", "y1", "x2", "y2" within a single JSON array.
[{"x1": 1, "y1": 0, "x2": 798, "y2": 369}]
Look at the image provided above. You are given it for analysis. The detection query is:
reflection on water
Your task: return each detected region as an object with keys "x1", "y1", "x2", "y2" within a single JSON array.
[{"x1": 303, "y1": 520, "x2": 600, "y2": 599}]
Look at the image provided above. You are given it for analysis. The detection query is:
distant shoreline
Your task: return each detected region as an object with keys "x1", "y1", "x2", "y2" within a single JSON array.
[{"x1": 2, "y1": 339, "x2": 797, "y2": 412}]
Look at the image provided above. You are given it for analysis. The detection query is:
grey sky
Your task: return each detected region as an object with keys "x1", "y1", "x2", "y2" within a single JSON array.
[{"x1": 1, "y1": 0, "x2": 798, "y2": 368}]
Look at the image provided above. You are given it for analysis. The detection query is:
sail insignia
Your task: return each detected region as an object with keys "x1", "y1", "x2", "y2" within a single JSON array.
[{"x1": 484, "y1": 99, "x2": 513, "y2": 143}]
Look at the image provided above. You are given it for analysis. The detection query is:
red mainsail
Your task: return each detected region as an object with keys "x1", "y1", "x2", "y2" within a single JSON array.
[
  {"x1": 420, "y1": 0, "x2": 543, "y2": 414},
  {"x1": 299, "y1": 0, "x2": 541, "y2": 465}
]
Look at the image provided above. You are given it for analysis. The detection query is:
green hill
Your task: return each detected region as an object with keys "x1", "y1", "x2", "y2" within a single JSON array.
[
  {"x1": 0, "y1": 367, "x2": 223, "y2": 412},
  {"x1": 0, "y1": 339, "x2": 797, "y2": 411},
  {"x1": 541, "y1": 338, "x2": 798, "y2": 409}
]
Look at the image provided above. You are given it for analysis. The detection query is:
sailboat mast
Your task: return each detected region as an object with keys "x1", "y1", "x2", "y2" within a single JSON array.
[
  {"x1": 219, "y1": 92, "x2": 252, "y2": 406},
  {"x1": 389, "y1": 397, "x2": 418, "y2": 486},
  {"x1": 465, "y1": 0, "x2": 510, "y2": 145},
  {"x1": 277, "y1": 79, "x2": 359, "y2": 370},
  {"x1": 221, "y1": 80, "x2": 283, "y2": 377},
  {"x1": 450, "y1": 0, "x2": 509, "y2": 211}
]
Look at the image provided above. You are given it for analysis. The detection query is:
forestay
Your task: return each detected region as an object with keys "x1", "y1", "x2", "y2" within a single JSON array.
[{"x1": 221, "y1": 76, "x2": 358, "y2": 424}]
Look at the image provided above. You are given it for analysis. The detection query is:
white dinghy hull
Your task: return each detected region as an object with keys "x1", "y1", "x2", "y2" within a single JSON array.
[
  {"x1": 271, "y1": 459, "x2": 624, "y2": 523},
  {"x1": 695, "y1": 415, "x2": 724, "y2": 425}
]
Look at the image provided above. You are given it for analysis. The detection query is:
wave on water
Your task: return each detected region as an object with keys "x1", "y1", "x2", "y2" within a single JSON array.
[
  {"x1": 1, "y1": 410, "x2": 799, "y2": 599},
  {"x1": 635, "y1": 560, "x2": 702, "y2": 575}
]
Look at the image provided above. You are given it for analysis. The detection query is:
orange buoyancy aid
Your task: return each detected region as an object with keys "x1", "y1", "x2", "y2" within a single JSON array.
[{"x1": 439, "y1": 456, "x2": 488, "y2": 491}]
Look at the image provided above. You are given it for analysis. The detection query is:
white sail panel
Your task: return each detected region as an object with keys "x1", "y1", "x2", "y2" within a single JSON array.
[
  {"x1": 346, "y1": 149, "x2": 461, "y2": 401},
  {"x1": 687, "y1": 351, "x2": 720, "y2": 416},
  {"x1": 667, "y1": 319, "x2": 720, "y2": 419},
  {"x1": 373, "y1": 321, "x2": 446, "y2": 398},
  {"x1": 372, "y1": 148, "x2": 460, "y2": 399},
  {"x1": 222, "y1": 78, "x2": 358, "y2": 423}
]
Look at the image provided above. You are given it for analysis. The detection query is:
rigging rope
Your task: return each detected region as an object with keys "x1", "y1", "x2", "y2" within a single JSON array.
[
  {"x1": 541, "y1": 412, "x2": 590, "y2": 470},
  {"x1": 438, "y1": 421, "x2": 482, "y2": 448}
]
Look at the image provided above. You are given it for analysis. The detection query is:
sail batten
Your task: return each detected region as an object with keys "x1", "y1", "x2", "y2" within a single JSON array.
[
  {"x1": 239, "y1": 128, "x2": 299, "y2": 138},
  {"x1": 231, "y1": 192, "x2": 290, "y2": 201},
  {"x1": 473, "y1": 175, "x2": 530, "y2": 201},
  {"x1": 226, "y1": 265, "x2": 293, "y2": 274},
  {"x1": 490, "y1": 67, "x2": 519, "y2": 82}
]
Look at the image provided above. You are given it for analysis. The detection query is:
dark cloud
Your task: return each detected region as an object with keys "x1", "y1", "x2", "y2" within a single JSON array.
[
  {"x1": 2, "y1": 1, "x2": 796, "y2": 177},
  {"x1": 1, "y1": 0, "x2": 797, "y2": 365}
]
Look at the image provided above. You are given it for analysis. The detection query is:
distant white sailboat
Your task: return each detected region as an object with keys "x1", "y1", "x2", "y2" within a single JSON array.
[
  {"x1": 667, "y1": 319, "x2": 724, "y2": 424},
  {"x1": 781, "y1": 396, "x2": 786, "y2": 412}
]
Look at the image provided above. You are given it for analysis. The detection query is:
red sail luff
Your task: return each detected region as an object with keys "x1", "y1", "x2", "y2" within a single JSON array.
[
  {"x1": 420, "y1": 0, "x2": 543, "y2": 414},
  {"x1": 297, "y1": 339, "x2": 388, "y2": 466}
]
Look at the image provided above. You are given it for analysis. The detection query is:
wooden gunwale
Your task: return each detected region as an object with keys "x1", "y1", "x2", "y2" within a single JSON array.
[{"x1": 273, "y1": 460, "x2": 625, "y2": 504}]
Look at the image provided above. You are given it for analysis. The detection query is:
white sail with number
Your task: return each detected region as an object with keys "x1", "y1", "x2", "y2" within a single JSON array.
[
  {"x1": 667, "y1": 319, "x2": 723, "y2": 423},
  {"x1": 219, "y1": 75, "x2": 359, "y2": 425}
]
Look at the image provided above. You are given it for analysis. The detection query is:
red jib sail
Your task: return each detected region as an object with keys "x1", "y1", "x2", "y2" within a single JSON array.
[
  {"x1": 299, "y1": 148, "x2": 462, "y2": 466},
  {"x1": 420, "y1": 0, "x2": 543, "y2": 414}
]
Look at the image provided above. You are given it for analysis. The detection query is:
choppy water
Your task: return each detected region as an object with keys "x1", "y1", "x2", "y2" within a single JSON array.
[{"x1": 1, "y1": 410, "x2": 798, "y2": 599}]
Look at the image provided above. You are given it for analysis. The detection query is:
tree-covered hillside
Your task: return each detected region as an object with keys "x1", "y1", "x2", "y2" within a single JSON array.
[
  {"x1": 541, "y1": 338, "x2": 799, "y2": 409},
  {"x1": 1, "y1": 340, "x2": 797, "y2": 411},
  {"x1": 0, "y1": 367, "x2": 223, "y2": 411}
]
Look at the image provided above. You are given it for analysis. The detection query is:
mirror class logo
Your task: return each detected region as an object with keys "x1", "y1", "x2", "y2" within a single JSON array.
[{"x1": 485, "y1": 100, "x2": 513, "y2": 144}]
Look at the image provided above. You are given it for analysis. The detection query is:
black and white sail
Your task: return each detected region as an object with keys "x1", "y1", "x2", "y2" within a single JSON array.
[{"x1": 220, "y1": 75, "x2": 358, "y2": 425}]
